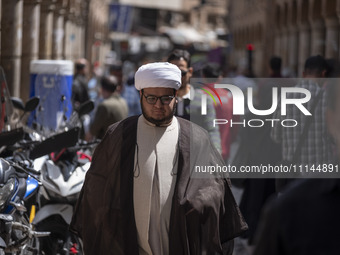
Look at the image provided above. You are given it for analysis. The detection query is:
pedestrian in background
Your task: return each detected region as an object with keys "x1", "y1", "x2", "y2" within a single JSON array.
[
  {"x1": 271, "y1": 55, "x2": 334, "y2": 192},
  {"x1": 201, "y1": 62, "x2": 238, "y2": 162},
  {"x1": 88, "y1": 75, "x2": 128, "y2": 139},
  {"x1": 72, "y1": 58, "x2": 90, "y2": 109},
  {"x1": 121, "y1": 74, "x2": 142, "y2": 117},
  {"x1": 268, "y1": 56, "x2": 282, "y2": 78},
  {"x1": 253, "y1": 78, "x2": 340, "y2": 255},
  {"x1": 167, "y1": 49, "x2": 222, "y2": 153}
]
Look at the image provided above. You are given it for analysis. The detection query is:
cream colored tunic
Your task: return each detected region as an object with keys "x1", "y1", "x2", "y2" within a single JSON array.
[{"x1": 133, "y1": 115, "x2": 179, "y2": 255}]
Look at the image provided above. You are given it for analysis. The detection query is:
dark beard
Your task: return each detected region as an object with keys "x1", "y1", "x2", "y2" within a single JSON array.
[{"x1": 141, "y1": 102, "x2": 177, "y2": 127}]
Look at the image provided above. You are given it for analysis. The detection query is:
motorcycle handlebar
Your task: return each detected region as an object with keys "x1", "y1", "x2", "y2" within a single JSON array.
[
  {"x1": 6, "y1": 160, "x2": 41, "y2": 178},
  {"x1": 66, "y1": 139, "x2": 100, "y2": 152},
  {"x1": 16, "y1": 162, "x2": 41, "y2": 176}
]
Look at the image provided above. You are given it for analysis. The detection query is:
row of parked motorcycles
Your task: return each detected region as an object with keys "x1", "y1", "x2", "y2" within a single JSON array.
[{"x1": 0, "y1": 94, "x2": 97, "y2": 254}]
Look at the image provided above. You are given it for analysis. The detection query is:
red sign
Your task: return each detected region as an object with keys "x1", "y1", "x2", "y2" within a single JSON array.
[{"x1": 247, "y1": 44, "x2": 254, "y2": 51}]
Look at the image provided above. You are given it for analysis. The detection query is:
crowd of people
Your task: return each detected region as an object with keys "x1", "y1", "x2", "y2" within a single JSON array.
[{"x1": 68, "y1": 50, "x2": 340, "y2": 254}]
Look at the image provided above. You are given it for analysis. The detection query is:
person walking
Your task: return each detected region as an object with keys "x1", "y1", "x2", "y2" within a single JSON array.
[
  {"x1": 271, "y1": 55, "x2": 334, "y2": 192},
  {"x1": 70, "y1": 62, "x2": 247, "y2": 255},
  {"x1": 72, "y1": 58, "x2": 90, "y2": 109},
  {"x1": 167, "y1": 49, "x2": 221, "y2": 153},
  {"x1": 253, "y1": 78, "x2": 340, "y2": 255},
  {"x1": 88, "y1": 75, "x2": 128, "y2": 139}
]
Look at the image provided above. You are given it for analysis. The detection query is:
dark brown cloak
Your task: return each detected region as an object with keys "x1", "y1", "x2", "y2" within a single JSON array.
[{"x1": 70, "y1": 116, "x2": 247, "y2": 255}]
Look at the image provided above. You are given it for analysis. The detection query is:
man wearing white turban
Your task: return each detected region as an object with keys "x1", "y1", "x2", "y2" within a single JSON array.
[{"x1": 71, "y1": 62, "x2": 247, "y2": 255}]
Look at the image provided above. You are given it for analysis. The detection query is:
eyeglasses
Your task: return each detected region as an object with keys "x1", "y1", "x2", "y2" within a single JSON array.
[
  {"x1": 181, "y1": 70, "x2": 188, "y2": 77},
  {"x1": 143, "y1": 94, "x2": 175, "y2": 105}
]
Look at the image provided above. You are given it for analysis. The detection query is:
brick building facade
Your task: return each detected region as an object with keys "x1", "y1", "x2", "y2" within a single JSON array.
[
  {"x1": 229, "y1": 0, "x2": 340, "y2": 77},
  {"x1": 0, "y1": 0, "x2": 110, "y2": 100}
]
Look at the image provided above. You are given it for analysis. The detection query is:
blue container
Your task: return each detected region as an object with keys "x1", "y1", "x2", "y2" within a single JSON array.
[{"x1": 29, "y1": 60, "x2": 73, "y2": 131}]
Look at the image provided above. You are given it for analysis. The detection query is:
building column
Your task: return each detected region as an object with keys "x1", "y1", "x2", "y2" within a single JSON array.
[
  {"x1": 198, "y1": 7, "x2": 208, "y2": 32},
  {"x1": 310, "y1": 19, "x2": 325, "y2": 55},
  {"x1": 52, "y1": 5, "x2": 65, "y2": 59},
  {"x1": 80, "y1": 25, "x2": 85, "y2": 58},
  {"x1": 272, "y1": 26, "x2": 281, "y2": 55},
  {"x1": 263, "y1": 0, "x2": 276, "y2": 76},
  {"x1": 298, "y1": 23, "x2": 311, "y2": 76},
  {"x1": 287, "y1": 26, "x2": 299, "y2": 75},
  {"x1": 324, "y1": 17, "x2": 339, "y2": 59},
  {"x1": 286, "y1": 0, "x2": 299, "y2": 76},
  {"x1": 190, "y1": 9, "x2": 200, "y2": 29},
  {"x1": 39, "y1": 0, "x2": 55, "y2": 59},
  {"x1": 1, "y1": 0, "x2": 24, "y2": 97},
  {"x1": 74, "y1": 21, "x2": 83, "y2": 59},
  {"x1": 280, "y1": 27, "x2": 289, "y2": 69},
  {"x1": 73, "y1": 22, "x2": 79, "y2": 59},
  {"x1": 71, "y1": 22, "x2": 77, "y2": 59},
  {"x1": 254, "y1": 43, "x2": 263, "y2": 76},
  {"x1": 21, "y1": 0, "x2": 41, "y2": 100},
  {"x1": 63, "y1": 13, "x2": 75, "y2": 60},
  {"x1": 63, "y1": 18, "x2": 70, "y2": 59},
  {"x1": 86, "y1": 9, "x2": 95, "y2": 65}
]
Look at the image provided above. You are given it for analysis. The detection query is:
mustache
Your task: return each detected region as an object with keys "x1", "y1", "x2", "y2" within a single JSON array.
[{"x1": 140, "y1": 100, "x2": 177, "y2": 126}]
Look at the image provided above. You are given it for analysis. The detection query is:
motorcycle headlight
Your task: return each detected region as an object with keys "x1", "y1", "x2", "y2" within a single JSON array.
[{"x1": 0, "y1": 178, "x2": 15, "y2": 210}]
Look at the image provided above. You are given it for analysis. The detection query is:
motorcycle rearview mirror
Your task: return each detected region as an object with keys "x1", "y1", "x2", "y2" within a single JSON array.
[
  {"x1": 77, "y1": 100, "x2": 94, "y2": 117},
  {"x1": 13, "y1": 96, "x2": 40, "y2": 126},
  {"x1": 24, "y1": 96, "x2": 40, "y2": 112},
  {"x1": 11, "y1": 97, "x2": 25, "y2": 111}
]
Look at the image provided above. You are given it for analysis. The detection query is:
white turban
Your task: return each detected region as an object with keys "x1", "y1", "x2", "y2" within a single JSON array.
[{"x1": 135, "y1": 62, "x2": 181, "y2": 90}]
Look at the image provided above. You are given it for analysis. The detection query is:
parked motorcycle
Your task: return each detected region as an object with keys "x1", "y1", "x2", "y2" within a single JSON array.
[
  {"x1": 30, "y1": 100, "x2": 95, "y2": 255},
  {"x1": 32, "y1": 143, "x2": 91, "y2": 255},
  {"x1": 0, "y1": 157, "x2": 49, "y2": 254}
]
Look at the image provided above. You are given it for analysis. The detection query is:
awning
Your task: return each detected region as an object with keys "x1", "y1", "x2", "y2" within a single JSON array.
[
  {"x1": 159, "y1": 26, "x2": 205, "y2": 45},
  {"x1": 159, "y1": 25, "x2": 228, "y2": 50}
]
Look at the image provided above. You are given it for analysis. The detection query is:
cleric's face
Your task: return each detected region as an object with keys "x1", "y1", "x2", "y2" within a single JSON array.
[{"x1": 140, "y1": 87, "x2": 177, "y2": 126}]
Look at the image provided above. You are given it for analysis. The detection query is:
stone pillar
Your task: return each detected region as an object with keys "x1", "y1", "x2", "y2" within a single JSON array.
[
  {"x1": 280, "y1": 27, "x2": 289, "y2": 69},
  {"x1": 286, "y1": 0, "x2": 299, "y2": 76},
  {"x1": 39, "y1": 0, "x2": 55, "y2": 59},
  {"x1": 1, "y1": 0, "x2": 23, "y2": 97},
  {"x1": 310, "y1": 19, "x2": 325, "y2": 55},
  {"x1": 254, "y1": 44, "x2": 263, "y2": 76},
  {"x1": 86, "y1": 12, "x2": 95, "y2": 65},
  {"x1": 324, "y1": 17, "x2": 339, "y2": 59},
  {"x1": 63, "y1": 18, "x2": 69, "y2": 59},
  {"x1": 263, "y1": 0, "x2": 276, "y2": 76},
  {"x1": 190, "y1": 9, "x2": 200, "y2": 29},
  {"x1": 63, "y1": 15, "x2": 74, "y2": 60},
  {"x1": 298, "y1": 23, "x2": 311, "y2": 76},
  {"x1": 74, "y1": 22, "x2": 82, "y2": 59},
  {"x1": 199, "y1": 7, "x2": 208, "y2": 31},
  {"x1": 21, "y1": 0, "x2": 41, "y2": 100},
  {"x1": 287, "y1": 26, "x2": 299, "y2": 75},
  {"x1": 70, "y1": 22, "x2": 77, "y2": 59},
  {"x1": 52, "y1": 6, "x2": 65, "y2": 59},
  {"x1": 79, "y1": 25, "x2": 84, "y2": 58},
  {"x1": 274, "y1": 31, "x2": 281, "y2": 56}
]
